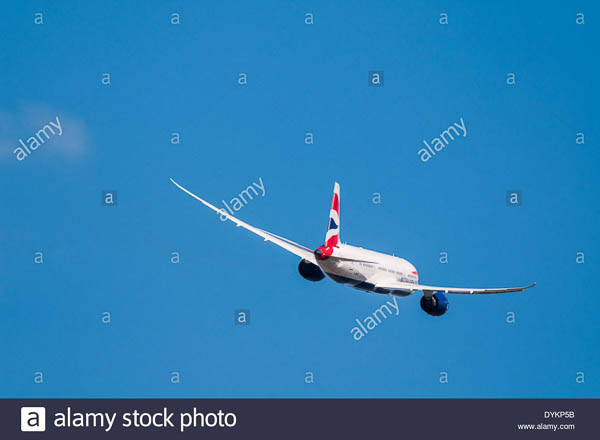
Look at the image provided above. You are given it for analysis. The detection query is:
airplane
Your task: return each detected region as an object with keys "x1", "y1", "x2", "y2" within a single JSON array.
[{"x1": 170, "y1": 178, "x2": 535, "y2": 317}]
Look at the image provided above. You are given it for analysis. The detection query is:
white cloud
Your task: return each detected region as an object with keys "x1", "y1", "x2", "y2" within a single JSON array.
[{"x1": 0, "y1": 103, "x2": 90, "y2": 162}]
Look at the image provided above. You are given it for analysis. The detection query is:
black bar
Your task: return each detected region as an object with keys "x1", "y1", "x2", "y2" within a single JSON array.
[{"x1": 6, "y1": 398, "x2": 598, "y2": 439}]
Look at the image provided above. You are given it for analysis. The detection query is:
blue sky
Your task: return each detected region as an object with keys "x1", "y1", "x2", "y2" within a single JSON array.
[{"x1": 0, "y1": 1, "x2": 598, "y2": 397}]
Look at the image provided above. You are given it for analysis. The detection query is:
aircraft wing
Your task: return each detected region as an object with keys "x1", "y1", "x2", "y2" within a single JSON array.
[
  {"x1": 376, "y1": 280, "x2": 536, "y2": 295},
  {"x1": 170, "y1": 178, "x2": 318, "y2": 264}
]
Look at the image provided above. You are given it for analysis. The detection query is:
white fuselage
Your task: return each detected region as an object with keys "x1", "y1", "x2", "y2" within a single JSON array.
[{"x1": 316, "y1": 244, "x2": 419, "y2": 296}]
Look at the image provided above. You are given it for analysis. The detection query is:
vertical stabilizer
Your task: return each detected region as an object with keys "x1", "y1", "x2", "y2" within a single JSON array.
[{"x1": 325, "y1": 182, "x2": 340, "y2": 247}]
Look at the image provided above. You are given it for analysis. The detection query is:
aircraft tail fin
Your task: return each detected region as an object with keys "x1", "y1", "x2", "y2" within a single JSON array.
[{"x1": 325, "y1": 182, "x2": 340, "y2": 247}]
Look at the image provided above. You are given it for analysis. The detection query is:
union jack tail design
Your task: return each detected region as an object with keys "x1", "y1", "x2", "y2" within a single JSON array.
[{"x1": 325, "y1": 182, "x2": 341, "y2": 247}]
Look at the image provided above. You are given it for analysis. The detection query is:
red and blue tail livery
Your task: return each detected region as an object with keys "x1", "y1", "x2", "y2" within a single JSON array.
[{"x1": 325, "y1": 182, "x2": 341, "y2": 248}]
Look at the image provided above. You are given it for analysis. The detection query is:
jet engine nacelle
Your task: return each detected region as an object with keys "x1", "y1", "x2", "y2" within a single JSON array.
[
  {"x1": 420, "y1": 292, "x2": 449, "y2": 316},
  {"x1": 298, "y1": 259, "x2": 325, "y2": 282}
]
